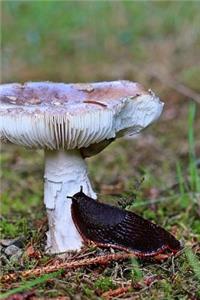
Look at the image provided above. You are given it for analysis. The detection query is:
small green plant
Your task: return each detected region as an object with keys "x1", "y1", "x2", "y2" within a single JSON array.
[
  {"x1": 94, "y1": 276, "x2": 115, "y2": 292},
  {"x1": 0, "y1": 218, "x2": 29, "y2": 238},
  {"x1": 82, "y1": 284, "x2": 94, "y2": 297},
  {"x1": 131, "y1": 257, "x2": 143, "y2": 282},
  {"x1": 185, "y1": 248, "x2": 200, "y2": 281}
]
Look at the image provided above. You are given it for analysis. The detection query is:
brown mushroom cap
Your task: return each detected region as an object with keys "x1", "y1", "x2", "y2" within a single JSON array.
[
  {"x1": 0, "y1": 80, "x2": 163, "y2": 151},
  {"x1": 0, "y1": 81, "x2": 145, "y2": 107}
]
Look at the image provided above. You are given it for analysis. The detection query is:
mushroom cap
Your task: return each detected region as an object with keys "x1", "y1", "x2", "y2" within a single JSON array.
[{"x1": 0, "y1": 81, "x2": 163, "y2": 150}]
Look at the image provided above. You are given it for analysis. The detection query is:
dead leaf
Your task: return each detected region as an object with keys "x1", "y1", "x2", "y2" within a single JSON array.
[{"x1": 25, "y1": 245, "x2": 41, "y2": 259}]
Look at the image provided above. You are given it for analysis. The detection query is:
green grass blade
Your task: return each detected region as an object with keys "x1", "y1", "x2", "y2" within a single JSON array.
[
  {"x1": 176, "y1": 161, "x2": 185, "y2": 196},
  {"x1": 176, "y1": 161, "x2": 189, "y2": 208},
  {"x1": 0, "y1": 270, "x2": 62, "y2": 299},
  {"x1": 188, "y1": 103, "x2": 200, "y2": 192}
]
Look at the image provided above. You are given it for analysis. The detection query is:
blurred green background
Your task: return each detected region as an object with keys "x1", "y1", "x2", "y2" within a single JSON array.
[{"x1": 2, "y1": 0, "x2": 200, "y2": 95}]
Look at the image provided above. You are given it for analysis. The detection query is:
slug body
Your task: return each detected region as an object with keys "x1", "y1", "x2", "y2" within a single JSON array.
[{"x1": 71, "y1": 190, "x2": 181, "y2": 256}]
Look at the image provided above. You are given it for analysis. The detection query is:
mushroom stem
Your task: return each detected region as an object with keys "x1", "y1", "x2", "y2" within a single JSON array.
[{"x1": 44, "y1": 149, "x2": 96, "y2": 254}]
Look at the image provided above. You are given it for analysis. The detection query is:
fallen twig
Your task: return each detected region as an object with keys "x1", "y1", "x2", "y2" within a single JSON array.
[
  {"x1": 101, "y1": 285, "x2": 131, "y2": 299},
  {"x1": 101, "y1": 274, "x2": 163, "y2": 299},
  {"x1": 1, "y1": 252, "x2": 134, "y2": 282},
  {"x1": 1, "y1": 249, "x2": 178, "y2": 283}
]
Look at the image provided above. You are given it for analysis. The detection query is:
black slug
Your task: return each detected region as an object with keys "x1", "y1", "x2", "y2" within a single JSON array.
[{"x1": 70, "y1": 188, "x2": 181, "y2": 257}]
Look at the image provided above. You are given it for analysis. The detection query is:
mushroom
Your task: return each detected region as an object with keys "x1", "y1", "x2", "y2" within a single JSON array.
[{"x1": 0, "y1": 80, "x2": 164, "y2": 254}]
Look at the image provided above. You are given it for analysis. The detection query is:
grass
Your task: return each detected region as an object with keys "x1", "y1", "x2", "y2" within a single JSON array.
[
  {"x1": 0, "y1": 271, "x2": 63, "y2": 299},
  {"x1": 185, "y1": 248, "x2": 200, "y2": 282},
  {"x1": 1, "y1": 1, "x2": 200, "y2": 299},
  {"x1": 188, "y1": 104, "x2": 200, "y2": 192},
  {"x1": 1, "y1": 103, "x2": 199, "y2": 300},
  {"x1": 176, "y1": 103, "x2": 200, "y2": 208}
]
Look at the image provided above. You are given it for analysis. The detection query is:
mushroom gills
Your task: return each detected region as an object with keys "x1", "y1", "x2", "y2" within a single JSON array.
[{"x1": 71, "y1": 189, "x2": 181, "y2": 256}]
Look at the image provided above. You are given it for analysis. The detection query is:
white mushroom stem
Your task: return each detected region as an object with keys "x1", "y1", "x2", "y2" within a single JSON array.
[{"x1": 44, "y1": 149, "x2": 96, "y2": 254}]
